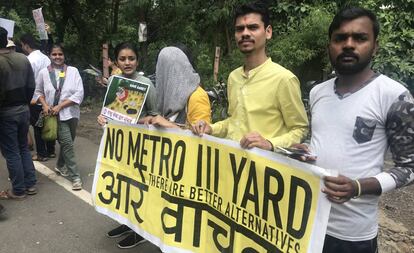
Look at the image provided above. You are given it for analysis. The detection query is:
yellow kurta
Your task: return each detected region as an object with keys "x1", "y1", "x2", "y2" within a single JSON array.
[{"x1": 211, "y1": 58, "x2": 308, "y2": 148}]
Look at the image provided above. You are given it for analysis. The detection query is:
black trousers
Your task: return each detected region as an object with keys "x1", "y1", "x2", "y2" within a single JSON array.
[
  {"x1": 30, "y1": 104, "x2": 55, "y2": 157},
  {"x1": 323, "y1": 234, "x2": 378, "y2": 253}
]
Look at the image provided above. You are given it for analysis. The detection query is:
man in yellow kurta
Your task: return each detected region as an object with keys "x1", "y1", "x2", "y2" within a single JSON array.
[{"x1": 192, "y1": 2, "x2": 308, "y2": 151}]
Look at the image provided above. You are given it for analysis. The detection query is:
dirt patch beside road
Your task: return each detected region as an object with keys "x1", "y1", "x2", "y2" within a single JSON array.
[{"x1": 78, "y1": 105, "x2": 104, "y2": 145}]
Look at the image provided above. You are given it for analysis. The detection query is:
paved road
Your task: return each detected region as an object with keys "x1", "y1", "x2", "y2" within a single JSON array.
[{"x1": 0, "y1": 135, "x2": 161, "y2": 253}]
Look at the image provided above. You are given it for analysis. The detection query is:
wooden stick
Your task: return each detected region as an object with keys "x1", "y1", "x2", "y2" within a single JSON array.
[
  {"x1": 102, "y1": 43, "x2": 109, "y2": 78},
  {"x1": 213, "y1": 47, "x2": 221, "y2": 82}
]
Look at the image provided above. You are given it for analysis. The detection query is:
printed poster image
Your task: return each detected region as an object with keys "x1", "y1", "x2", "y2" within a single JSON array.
[
  {"x1": 32, "y1": 8, "x2": 48, "y2": 40},
  {"x1": 101, "y1": 75, "x2": 149, "y2": 124}
]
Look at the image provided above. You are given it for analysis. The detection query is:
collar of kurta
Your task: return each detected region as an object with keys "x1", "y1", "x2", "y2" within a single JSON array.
[{"x1": 242, "y1": 57, "x2": 272, "y2": 79}]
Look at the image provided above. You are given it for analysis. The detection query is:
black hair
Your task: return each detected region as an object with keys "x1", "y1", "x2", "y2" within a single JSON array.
[
  {"x1": 114, "y1": 42, "x2": 139, "y2": 61},
  {"x1": 0, "y1": 27, "x2": 7, "y2": 48},
  {"x1": 49, "y1": 43, "x2": 65, "y2": 55},
  {"x1": 171, "y1": 42, "x2": 197, "y2": 71},
  {"x1": 329, "y1": 6, "x2": 380, "y2": 40},
  {"x1": 20, "y1": 33, "x2": 40, "y2": 49},
  {"x1": 234, "y1": 1, "x2": 270, "y2": 27}
]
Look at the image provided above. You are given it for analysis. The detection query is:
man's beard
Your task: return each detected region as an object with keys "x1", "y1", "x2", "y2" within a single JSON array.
[{"x1": 330, "y1": 50, "x2": 373, "y2": 75}]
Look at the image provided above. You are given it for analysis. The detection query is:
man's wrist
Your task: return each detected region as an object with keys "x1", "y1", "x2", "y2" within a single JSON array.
[{"x1": 266, "y1": 139, "x2": 274, "y2": 151}]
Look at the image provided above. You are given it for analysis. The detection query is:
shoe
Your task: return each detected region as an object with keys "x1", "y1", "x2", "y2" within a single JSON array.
[
  {"x1": 117, "y1": 233, "x2": 146, "y2": 249},
  {"x1": 107, "y1": 225, "x2": 133, "y2": 238},
  {"x1": 26, "y1": 186, "x2": 38, "y2": 195},
  {"x1": 48, "y1": 153, "x2": 56, "y2": 158},
  {"x1": 0, "y1": 189, "x2": 26, "y2": 200},
  {"x1": 72, "y1": 179, "x2": 82, "y2": 191},
  {"x1": 32, "y1": 155, "x2": 48, "y2": 162},
  {"x1": 55, "y1": 166, "x2": 69, "y2": 177}
]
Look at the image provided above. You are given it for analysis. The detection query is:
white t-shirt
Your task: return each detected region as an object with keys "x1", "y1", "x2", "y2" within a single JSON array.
[
  {"x1": 309, "y1": 74, "x2": 412, "y2": 241},
  {"x1": 27, "y1": 50, "x2": 50, "y2": 80},
  {"x1": 34, "y1": 66, "x2": 84, "y2": 121}
]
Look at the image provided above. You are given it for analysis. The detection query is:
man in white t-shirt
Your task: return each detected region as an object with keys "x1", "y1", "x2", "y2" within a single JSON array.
[
  {"x1": 298, "y1": 7, "x2": 414, "y2": 253},
  {"x1": 20, "y1": 34, "x2": 51, "y2": 80},
  {"x1": 20, "y1": 34, "x2": 55, "y2": 161}
]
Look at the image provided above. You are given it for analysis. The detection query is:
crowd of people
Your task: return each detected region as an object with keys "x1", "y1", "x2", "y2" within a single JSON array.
[{"x1": 0, "y1": 2, "x2": 413, "y2": 253}]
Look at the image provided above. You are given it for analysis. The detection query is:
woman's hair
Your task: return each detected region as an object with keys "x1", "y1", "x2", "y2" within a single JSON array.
[
  {"x1": 48, "y1": 43, "x2": 65, "y2": 55},
  {"x1": 171, "y1": 43, "x2": 197, "y2": 71},
  {"x1": 114, "y1": 42, "x2": 139, "y2": 60}
]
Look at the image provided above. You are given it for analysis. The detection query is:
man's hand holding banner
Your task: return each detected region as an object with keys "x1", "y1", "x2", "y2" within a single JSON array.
[{"x1": 92, "y1": 121, "x2": 332, "y2": 253}]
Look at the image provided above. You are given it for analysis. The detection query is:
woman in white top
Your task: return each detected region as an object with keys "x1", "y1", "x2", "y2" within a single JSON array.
[{"x1": 34, "y1": 44, "x2": 84, "y2": 190}]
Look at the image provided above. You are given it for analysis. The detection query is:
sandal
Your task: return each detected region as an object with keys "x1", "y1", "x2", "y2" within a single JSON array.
[
  {"x1": 0, "y1": 189, "x2": 26, "y2": 200},
  {"x1": 32, "y1": 155, "x2": 48, "y2": 162}
]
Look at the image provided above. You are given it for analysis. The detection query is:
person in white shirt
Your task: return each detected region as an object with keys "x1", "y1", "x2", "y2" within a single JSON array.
[
  {"x1": 20, "y1": 34, "x2": 51, "y2": 80},
  {"x1": 294, "y1": 7, "x2": 414, "y2": 253},
  {"x1": 34, "y1": 44, "x2": 84, "y2": 191},
  {"x1": 20, "y1": 34, "x2": 56, "y2": 161}
]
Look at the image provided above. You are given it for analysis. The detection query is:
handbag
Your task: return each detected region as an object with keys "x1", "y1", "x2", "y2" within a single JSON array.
[{"x1": 41, "y1": 115, "x2": 58, "y2": 141}]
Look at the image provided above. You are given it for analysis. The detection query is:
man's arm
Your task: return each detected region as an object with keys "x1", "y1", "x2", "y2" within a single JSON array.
[
  {"x1": 268, "y1": 76, "x2": 308, "y2": 148},
  {"x1": 25, "y1": 61, "x2": 36, "y2": 104},
  {"x1": 323, "y1": 90, "x2": 414, "y2": 203},
  {"x1": 380, "y1": 90, "x2": 414, "y2": 191}
]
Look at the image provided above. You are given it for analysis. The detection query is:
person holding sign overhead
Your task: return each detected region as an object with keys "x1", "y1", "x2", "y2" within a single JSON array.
[
  {"x1": 34, "y1": 44, "x2": 84, "y2": 191},
  {"x1": 97, "y1": 42, "x2": 159, "y2": 249}
]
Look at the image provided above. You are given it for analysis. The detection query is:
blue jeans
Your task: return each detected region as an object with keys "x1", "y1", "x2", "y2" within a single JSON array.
[{"x1": 0, "y1": 109, "x2": 37, "y2": 195}]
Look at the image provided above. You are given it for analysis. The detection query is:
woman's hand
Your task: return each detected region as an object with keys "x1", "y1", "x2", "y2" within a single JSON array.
[
  {"x1": 191, "y1": 120, "x2": 212, "y2": 136},
  {"x1": 97, "y1": 114, "x2": 107, "y2": 126},
  {"x1": 42, "y1": 104, "x2": 51, "y2": 115},
  {"x1": 51, "y1": 105, "x2": 62, "y2": 116},
  {"x1": 137, "y1": 115, "x2": 154, "y2": 125},
  {"x1": 95, "y1": 76, "x2": 108, "y2": 87},
  {"x1": 150, "y1": 115, "x2": 179, "y2": 129}
]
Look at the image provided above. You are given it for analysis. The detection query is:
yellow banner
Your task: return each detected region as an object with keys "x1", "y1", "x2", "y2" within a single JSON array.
[{"x1": 92, "y1": 122, "x2": 331, "y2": 253}]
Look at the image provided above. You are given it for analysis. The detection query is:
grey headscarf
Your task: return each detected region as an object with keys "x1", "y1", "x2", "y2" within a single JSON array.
[{"x1": 156, "y1": 46, "x2": 200, "y2": 123}]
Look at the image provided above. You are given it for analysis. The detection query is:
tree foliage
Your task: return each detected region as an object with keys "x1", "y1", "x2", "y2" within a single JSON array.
[{"x1": 0, "y1": 0, "x2": 413, "y2": 98}]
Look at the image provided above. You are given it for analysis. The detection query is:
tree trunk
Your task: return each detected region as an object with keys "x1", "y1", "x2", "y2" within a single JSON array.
[
  {"x1": 136, "y1": 5, "x2": 149, "y2": 71},
  {"x1": 112, "y1": 0, "x2": 120, "y2": 33}
]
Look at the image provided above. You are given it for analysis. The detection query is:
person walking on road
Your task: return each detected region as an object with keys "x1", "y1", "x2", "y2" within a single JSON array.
[
  {"x1": 0, "y1": 27, "x2": 37, "y2": 200},
  {"x1": 34, "y1": 44, "x2": 84, "y2": 191}
]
